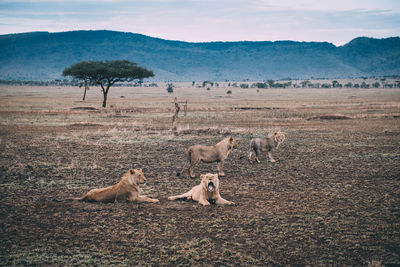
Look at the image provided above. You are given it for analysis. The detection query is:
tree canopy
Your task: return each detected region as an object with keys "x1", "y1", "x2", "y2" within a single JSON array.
[{"x1": 62, "y1": 60, "x2": 154, "y2": 107}]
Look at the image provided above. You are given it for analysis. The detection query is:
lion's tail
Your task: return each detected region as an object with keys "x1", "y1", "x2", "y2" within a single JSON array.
[
  {"x1": 65, "y1": 195, "x2": 87, "y2": 201},
  {"x1": 176, "y1": 161, "x2": 188, "y2": 177}
]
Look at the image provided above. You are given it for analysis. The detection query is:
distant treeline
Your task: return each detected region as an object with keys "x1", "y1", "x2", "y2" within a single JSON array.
[
  {"x1": 239, "y1": 80, "x2": 400, "y2": 89},
  {"x1": 1, "y1": 78, "x2": 399, "y2": 88},
  {"x1": 199, "y1": 77, "x2": 400, "y2": 89},
  {"x1": 0, "y1": 79, "x2": 158, "y2": 87}
]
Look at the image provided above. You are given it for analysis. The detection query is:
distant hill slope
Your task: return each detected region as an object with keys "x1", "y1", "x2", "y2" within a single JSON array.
[{"x1": 0, "y1": 30, "x2": 399, "y2": 81}]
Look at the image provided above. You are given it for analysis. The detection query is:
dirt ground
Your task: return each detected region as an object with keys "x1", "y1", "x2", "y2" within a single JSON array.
[{"x1": 0, "y1": 84, "x2": 399, "y2": 266}]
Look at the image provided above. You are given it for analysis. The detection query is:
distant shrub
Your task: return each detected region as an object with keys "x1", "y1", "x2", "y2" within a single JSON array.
[
  {"x1": 202, "y1": 81, "x2": 213, "y2": 87},
  {"x1": 344, "y1": 82, "x2": 353, "y2": 88},
  {"x1": 266, "y1": 80, "x2": 275, "y2": 88},
  {"x1": 273, "y1": 82, "x2": 292, "y2": 88},
  {"x1": 166, "y1": 83, "x2": 174, "y2": 94},
  {"x1": 372, "y1": 82, "x2": 380, "y2": 88},
  {"x1": 240, "y1": 84, "x2": 249, "y2": 88},
  {"x1": 252, "y1": 82, "x2": 267, "y2": 89},
  {"x1": 332, "y1": 80, "x2": 342, "y2": 88},
  {"x1": 226, "y1": 90, "x2": 232, "y2": 95},
  {"x1": 321, "y1": 83, "x2": 331, "y2": 88},
  {"x1": 300, "y1": 81, "x2": 311, "y2": 88}
]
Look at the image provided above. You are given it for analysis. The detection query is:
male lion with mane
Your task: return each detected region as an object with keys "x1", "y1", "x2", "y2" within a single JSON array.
[
  {"x1": 70, "y1": 168, "x2": 159, "y2": 203},
  {"x1": 177, "y1": 136, "x2": 238, "y2": 178},
  {"x1": 247, "y1": 130, "x2": 286, "y2": 163},
  {"x1": 168, "y1": 173, "x2": 234, "y2": 206}
]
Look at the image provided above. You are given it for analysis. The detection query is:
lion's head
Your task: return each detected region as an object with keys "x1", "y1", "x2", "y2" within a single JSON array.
[
  {"x1": 227, "y1": 136, "x2": 238, "y2": 149},
  {"x1": 200, "y1": 173, "x2": 219, "y2": 193},
  {"x1": 272, "y1": 131, "x2": 286, "y2": 147},
  {"x1": 127, "y1": 168, "x2": 146, "y2": 184}
]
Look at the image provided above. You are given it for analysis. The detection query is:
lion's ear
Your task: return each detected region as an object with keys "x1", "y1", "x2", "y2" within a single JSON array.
[
  {"x1": 200, "y1": 174, "x2": 205, "y2": 179},
  {"x1": 229, "y1": 137, "x2": 233, "y2": 143},
  {"x1": 130, "y1": 169, "x2": 135, "y2": 174},
  {"x1": 139, "y1": 168, "x2": 142, "y2": 173}
]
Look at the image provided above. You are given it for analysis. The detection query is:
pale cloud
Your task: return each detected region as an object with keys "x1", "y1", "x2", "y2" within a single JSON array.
[{"x1": 0, "y1": 0, "x2": 399, "y2": 45}]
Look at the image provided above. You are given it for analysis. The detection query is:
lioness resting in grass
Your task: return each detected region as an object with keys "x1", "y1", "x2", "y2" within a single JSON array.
[
  {"x1": 168, "y1": 173, "x2": 234, "y2": 206},
  {"x1": 177, "y1": 136, "x2": 238, "y2": 178},
  {"x1": 70, "y1": 168, "x2": 159, "y2": 203},
  {"x1": 247, "y1": 130, "x2": 286, "y2": 163}
]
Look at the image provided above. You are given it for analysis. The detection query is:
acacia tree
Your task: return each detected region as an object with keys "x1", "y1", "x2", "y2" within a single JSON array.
[{"x1": 63, "y1": 60, "x2": 154, "y2": 107}]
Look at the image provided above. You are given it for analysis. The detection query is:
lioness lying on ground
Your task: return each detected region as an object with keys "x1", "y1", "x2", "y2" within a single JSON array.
[
  {"x1": 247, "y1": 130, "x2": 286, "y2": 163},
  {"x1": 178, "y1": 136, "x2": 238, "y2": 178},
  {"x1": 70, "y1": 168, "x2": 159, "y2": 203},
  {"x1": 168, "y1": 173, "x2": 234, "y2": 206}
]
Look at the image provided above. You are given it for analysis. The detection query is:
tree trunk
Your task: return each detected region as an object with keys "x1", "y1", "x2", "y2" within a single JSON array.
[
  {"x1": 101, "y1": 84, "x2": 110, "y2": 108},
  {"x1": 102, "y1": 93, "x2": 107, "y2": 107},
  {"x1": 82, "y1": 86, "x2": 87, "y2": 101}
]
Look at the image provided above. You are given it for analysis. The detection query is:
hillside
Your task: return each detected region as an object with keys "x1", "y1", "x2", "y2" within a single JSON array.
[{"x1": 0, "y1": 30, "x2": 399, "y2": 81}]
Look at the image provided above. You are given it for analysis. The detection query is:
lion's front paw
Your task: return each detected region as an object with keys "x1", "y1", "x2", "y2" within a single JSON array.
[
  {"x1": 219, "y1": 172, "x2": 225, "y2": 177},
  {"x1": 270, "y1": 159, "x2": 276, "y2": 163},
  {"x1": 200, "y1": 201, "x2": 210, "y2": 206},
  {"x1": 152, "y1": 199, "x2": 160, "y2": 203}
]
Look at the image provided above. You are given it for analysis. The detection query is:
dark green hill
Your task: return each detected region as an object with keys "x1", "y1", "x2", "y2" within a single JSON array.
[
  {"x1": 0, "y1": 30, "x2": 399, "y2": 81},
  {"x1": 339, "y1": 37, "x2": 400, "y2": 75}
]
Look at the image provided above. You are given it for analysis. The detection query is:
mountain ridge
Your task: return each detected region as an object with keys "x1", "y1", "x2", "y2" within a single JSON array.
[{"x1": 0, "y1": 30, "x2": 399, "y2": 81}]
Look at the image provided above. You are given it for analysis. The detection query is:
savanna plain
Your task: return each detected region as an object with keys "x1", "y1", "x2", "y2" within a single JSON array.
[{"x1": 0, "y1": 82, "x2": 399, "y2": 266}]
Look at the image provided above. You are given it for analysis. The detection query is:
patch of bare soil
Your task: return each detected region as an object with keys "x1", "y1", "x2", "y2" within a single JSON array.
[
  {"x1": 68, "y1": 123, "x2": 104, "y2": 127},
  {"x1": 71, "y1": 107, "x2": 98, "y2": 110},
  {"x1": 307, "y1": 115, "x2": 353, "y2": 120},
  {"x1": 234, "y1": 107, "x2": 281, "y2": 110}
]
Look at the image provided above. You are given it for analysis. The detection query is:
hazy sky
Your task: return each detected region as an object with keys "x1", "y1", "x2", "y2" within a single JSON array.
[{"x1": 1, "y1": 0, "x2": 399, "y2": 45}]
